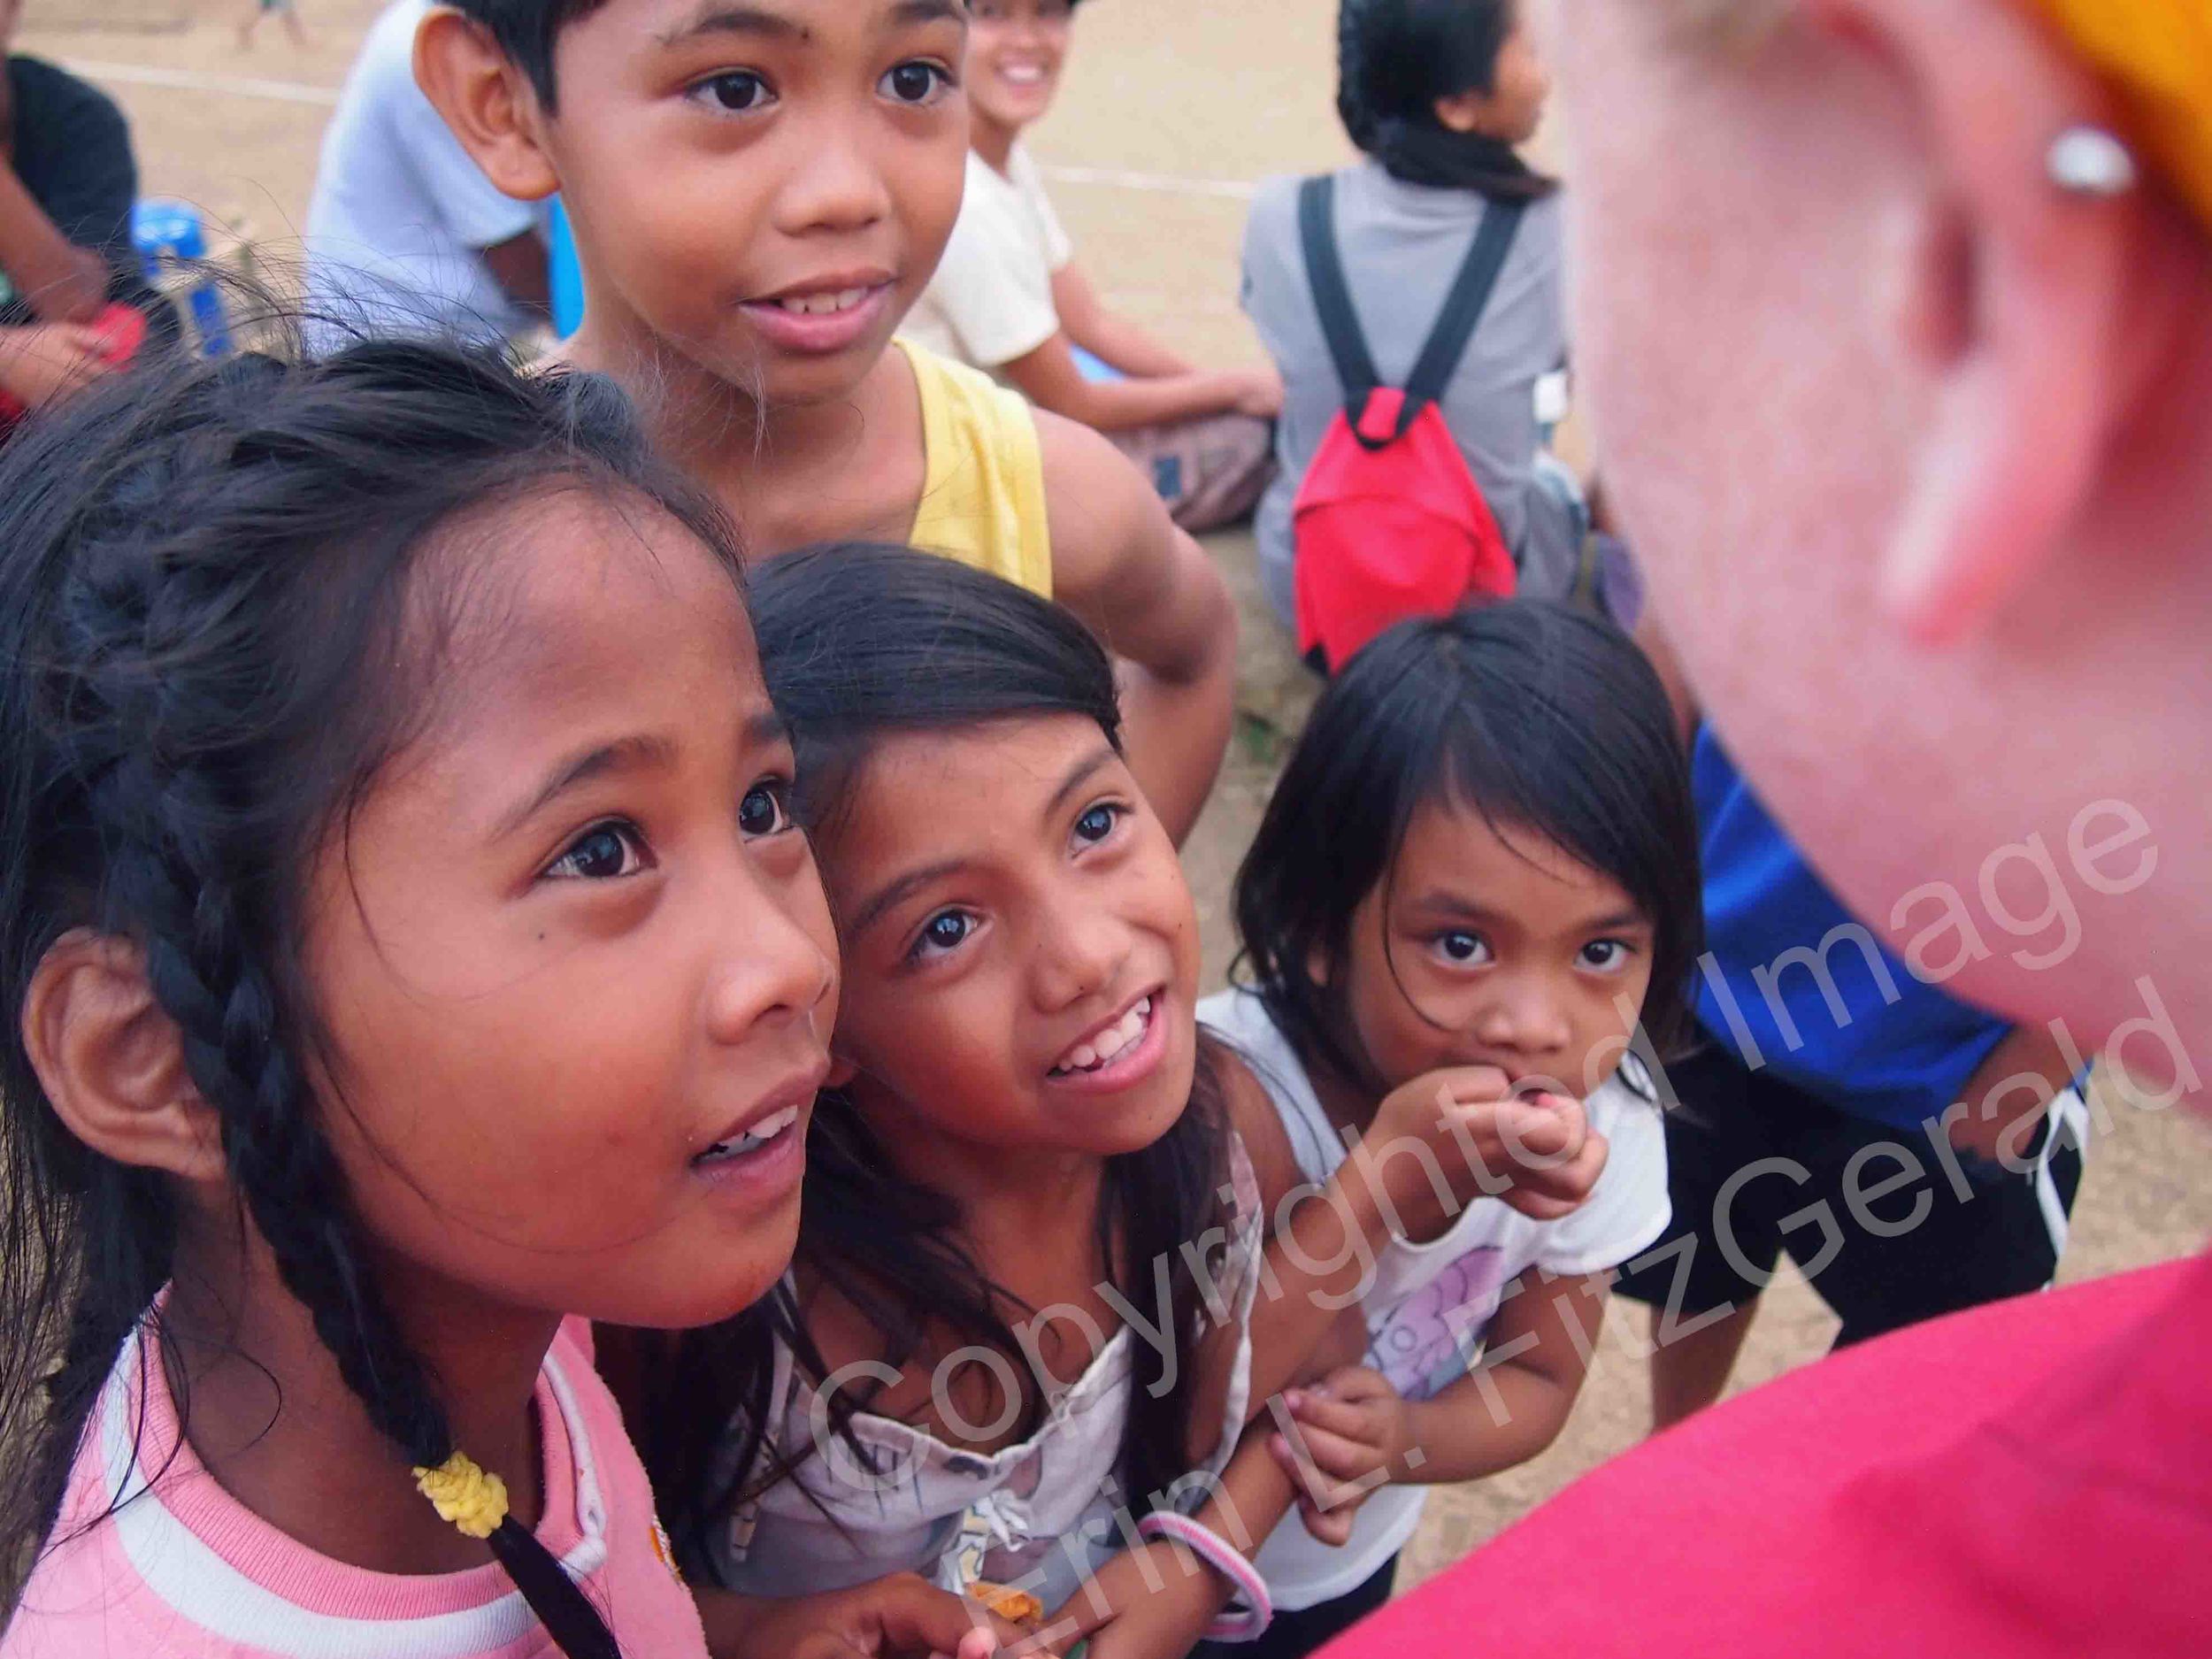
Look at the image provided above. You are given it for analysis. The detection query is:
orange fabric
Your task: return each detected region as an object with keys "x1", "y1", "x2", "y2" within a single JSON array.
[{"x1": 2025, "y1": 0, "x2": 2212, "y2": 227}]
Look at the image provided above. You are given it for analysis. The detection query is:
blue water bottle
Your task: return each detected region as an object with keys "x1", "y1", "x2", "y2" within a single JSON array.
[
  {"x1": 131, "y1": 198, "x2": 234, "y2": 357},
  {"x1": 549, "y1": 196, "x2": 586, "y2": 339}
]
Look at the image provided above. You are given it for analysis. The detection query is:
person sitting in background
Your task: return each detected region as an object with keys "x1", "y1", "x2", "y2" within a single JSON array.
[
  {"x1": 304, "y1": 0, "x2": 546, "y2": 349},
  {"x1": 1240, "y1": 0, "x2": 1578, "y2": 630},
  {"x1": 901, "y1": 0, "x2": 1280, "y2": 534},
  {"x1": 0, "y1": 0, "x2": 166, "y2": 419}
]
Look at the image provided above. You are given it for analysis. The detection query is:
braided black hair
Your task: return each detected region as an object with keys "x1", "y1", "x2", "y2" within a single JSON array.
[{"x1": 0, "y1": 340, "x2": 739, "y2": 1655}]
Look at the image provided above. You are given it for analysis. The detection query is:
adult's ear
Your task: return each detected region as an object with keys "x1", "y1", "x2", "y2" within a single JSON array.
[
  {"x1": 414, "y1": 6, "x2": 561, "y2": 203},
  {"x1": 23, "y1": 930, "x2": 227, "y2": 1185},
  {"x1": 1814, "y1": 0, "x2": 2184, "y2": 643}
]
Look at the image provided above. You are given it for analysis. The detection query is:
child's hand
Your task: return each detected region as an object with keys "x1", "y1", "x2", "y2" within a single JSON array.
[
  {"x1": 1231, "y1": 365, "x2": 1285, "y2": 419},
  {"x1": 1269, "y1": 1367, "x2": 1417, "y2": 1543},
  {"x1": 1048, "y1": 1540, "x2": 1234, "y2": 1659},
  {"x1": 697, "y1": 1577, "x2": 1023, "y2": 1659},
  {"x1": 1357, "y1": 1066, "x2": 1609, "y2": 1240}
]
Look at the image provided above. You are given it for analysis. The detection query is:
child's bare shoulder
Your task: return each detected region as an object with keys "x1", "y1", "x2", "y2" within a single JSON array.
[
  {"x1": 1208, "y1": 1035, "x2": 1305, "y2": 1216},
  {"x1": 1030, "y1": 407, "x2": 1178, "y2": 601}
]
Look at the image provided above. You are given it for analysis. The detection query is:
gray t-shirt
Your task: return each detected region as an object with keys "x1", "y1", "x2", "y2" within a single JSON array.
[{"x1": 1240, "y1": 160, "x2": 1573, "y2": 625}]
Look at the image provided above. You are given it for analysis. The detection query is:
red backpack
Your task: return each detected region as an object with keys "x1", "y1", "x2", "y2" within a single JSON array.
[{"x1": 1292, "y1": 176, "x2": 1527, "y2": 673}]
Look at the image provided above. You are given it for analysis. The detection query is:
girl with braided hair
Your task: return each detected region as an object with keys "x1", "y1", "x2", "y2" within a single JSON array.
[{"x1": 0, "y1": 341, "x2": 999, "y2": 1659}]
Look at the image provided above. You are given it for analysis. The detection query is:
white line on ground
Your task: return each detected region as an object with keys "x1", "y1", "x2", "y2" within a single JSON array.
[
  {"x1": 63, "y1": 55, "x2": 340, "y2": 106},
  {"x1": 59, "y1": 56, "x2": 1263, "y2": 198}
]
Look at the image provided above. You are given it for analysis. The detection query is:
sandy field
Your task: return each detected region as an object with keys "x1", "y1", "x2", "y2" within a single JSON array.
[{"x1": 27, "y1": 0, "x2": 2211, "y2": 1601}]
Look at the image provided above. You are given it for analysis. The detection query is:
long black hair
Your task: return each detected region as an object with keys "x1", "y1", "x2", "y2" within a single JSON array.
[
  {"x1": 1234, "y1": 601, "x2": 1701, "y2": 1100},
  {"x1": 633, "y1": 545, "x2": 1231, "y2": 1568},
  {"x1": 1337, "y1": 0, "x2": 1555, "y2": 199},
  {"x1": 0, "y1": 339, "x2": 739, "y2": 1657}
]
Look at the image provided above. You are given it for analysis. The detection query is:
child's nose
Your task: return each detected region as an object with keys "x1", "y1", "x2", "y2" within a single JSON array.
[
  {"x1": 1472, "y1": 979, "x2": 1574, "y2": 1060},
  {"x1": 775, "y1": 117, "x2": 893, "y2": 236},
  {"x1": 1032, "y1": 902, "x2": 1131, "y2": 1012},
  {"x1": 704, "y1": 878, "x2": 837, "y2": 1048}
]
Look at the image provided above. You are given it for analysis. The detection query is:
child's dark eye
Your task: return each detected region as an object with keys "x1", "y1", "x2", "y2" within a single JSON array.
[
  {"x1": 739, "y1": 779, "x2": 792, "y2": 839},
  {"x1": 1073, "y1": 803, "x2": 1120, "y2": 845},
  {"x1": 693, "y1": 70, "x2": 772, "y2": 113},
  {"x1": 910, "y1": 909, "x2": 978, "y2": 961},
  {"x1": 1579, "y1": 939, "x2": 1635, "y2": 972},
  {"x1": 1435, "y1": 931, "x2": 1491, "y2": 966},
  {"x1": 880, "y1": 61, "x2": 953, "y2": 105},
  {"x1": 547, "y1": 822, "x2": 648, "y2": 881}
]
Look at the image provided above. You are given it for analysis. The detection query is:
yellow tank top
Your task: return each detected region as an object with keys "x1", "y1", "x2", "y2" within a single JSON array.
[{"x1": 898, "y1": 339, "x2": 1054, "y2": 598}]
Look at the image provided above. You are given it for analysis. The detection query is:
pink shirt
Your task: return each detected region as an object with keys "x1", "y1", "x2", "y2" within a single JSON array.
[
  {"x1": 1323, "y1": 1252, "x2": 2212, "y2": 1659},
  {"x1": 2, "y1": 1315, "x2": 709, "y2": 1659}
]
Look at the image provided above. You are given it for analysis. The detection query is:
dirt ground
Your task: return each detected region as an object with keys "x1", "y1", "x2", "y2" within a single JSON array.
[{"x1": 29, "y1": 0, "x2": 2212, "y2": 1599}]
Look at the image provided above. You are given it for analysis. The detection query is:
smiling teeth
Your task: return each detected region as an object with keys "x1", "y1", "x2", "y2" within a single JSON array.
[
  {"x1": 696, "y1": 1104, "x2": 801, "y2": 1164},
  {"x1": 1051, "y1": 997, "x2": 1153, "y2": 1077},
  {"x1": 775, "y1": 288, "x2": 870, "y2": 316}
]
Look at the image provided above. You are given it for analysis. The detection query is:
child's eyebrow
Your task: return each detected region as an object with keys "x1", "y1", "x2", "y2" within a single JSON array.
[
  {"x1": 1044, "y1": 742, "x2": 1119, "y2": 822},
  {"x1": 1408, "y1": 892, "x2": 1650, "y2": 935},
  {"x1": 497, "y1": 733, "x2": 681, "y2": 836},
  {"x1": 848, "y1": 857, "x2": 966, "y2": 940},
  {"x1": 656, "y1": 3, "x2": 808, "y2": 49},
  {"x1": 656, "y1": 0, "x2": 963, "y2": 50}
]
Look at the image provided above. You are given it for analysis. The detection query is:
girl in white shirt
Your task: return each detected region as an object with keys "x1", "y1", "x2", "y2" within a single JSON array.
[{"x1": 1197, "y1": 600, "x2": 1702, "y2": 1658}]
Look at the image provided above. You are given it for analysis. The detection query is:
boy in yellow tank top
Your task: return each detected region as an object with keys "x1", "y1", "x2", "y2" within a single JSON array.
[{"x1": 419, "y1": 0, "x2": 1234, "y2": 840}]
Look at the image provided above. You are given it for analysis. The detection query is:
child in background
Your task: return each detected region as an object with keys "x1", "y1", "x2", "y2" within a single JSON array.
[
  {"x1": 901, "y1": 0, "x2": 1279, "y2": 534},
  {"x1": 238, "y1": 0, "x2": 308, "y2": 50},
  {"x1": 418, "y1": 0, "x2": 1237, "y2": 841},
  {"x1": 1240, "y1": 0, "x2": 1580, "y2": 631},
  {"x1": 0, "y1": 345, "x2": 994, "y2": 1659},
  {"x1": 304, "y1": 0, "x2": 549, "y2": 350},
  {"x1": 625, "y1": 549, "x2": 1608, "y2": 1659},
  {"x1": 1198, "y1": 602, "x2": 1697, "y2": 1658}
]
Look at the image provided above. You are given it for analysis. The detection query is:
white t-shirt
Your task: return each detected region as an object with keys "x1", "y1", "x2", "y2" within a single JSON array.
[
  {"x1": 1198, "y1": 987, "x2": 1671, "y2": 1610},
  {"x1": 902, "y1": 145, "x2": 1073, "y2": 370},
  {"x1": 304, "y1": 0, "x2": 541, "y2": 348}
]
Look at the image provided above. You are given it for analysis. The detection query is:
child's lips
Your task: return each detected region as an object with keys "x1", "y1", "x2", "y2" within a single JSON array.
[
  {"x1": 737, "y1": 282, "x2": 895, "y2": 357},
  {"x1": 1044, "y1": 988, "x2": 1171, "y2": 1094}
]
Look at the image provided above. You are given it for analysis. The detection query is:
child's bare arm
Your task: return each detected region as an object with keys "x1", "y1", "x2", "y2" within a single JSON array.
[
  {"x1": 1223, "y1": 1053, "x2": 1607, "y2": 1434},
  {"x1": 1049, "y1": 263, "x2": 1194, "y2": 379},
  {"x1": 0, "y1": 159, "x2": 111, "y2": 324},
  {"x1": 696, "y1": 1578, "x2": 1013, "y2": 1659},
  {"x1": 1002, "y1": 333, "x2": 1276, "y2": 434},
  {"x1": 1048, "y1": 1422, "x2": 1337, "y2": 1659},
  {"x1": 1279, "y1": 1271, "x2": 1609, "y2": 1516},
  {"x1": 1039, "y1": 414, "x2": 1235, "y2": 842}
]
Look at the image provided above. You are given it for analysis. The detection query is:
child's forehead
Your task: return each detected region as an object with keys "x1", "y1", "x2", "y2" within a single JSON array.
[
  {"x1": 1395, "y1": 793, "x2": 1639, "y2": 911},
  {"x1": 583, "y1": 0, "x2": 967, "y2": 46},
  {"x1": 407, "y1": 490, "x2": 747, "y2": 711}
]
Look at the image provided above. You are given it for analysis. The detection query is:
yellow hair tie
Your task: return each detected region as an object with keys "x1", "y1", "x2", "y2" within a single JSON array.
[
  {"x1": 412, "y1": 1452, "x2": 511, "y2": 1540},
  {"x1": 2025, "y1": 0, "x2": 2212, "y2": 228}
]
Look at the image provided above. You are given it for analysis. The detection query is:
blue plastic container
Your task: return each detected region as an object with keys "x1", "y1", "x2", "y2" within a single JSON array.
[
  {"x1": 131, "y1": 198, "x2": 233, "y2": 357},
  {"x1": 549, "y1": 197, "x2": 586, "y2": 339}
]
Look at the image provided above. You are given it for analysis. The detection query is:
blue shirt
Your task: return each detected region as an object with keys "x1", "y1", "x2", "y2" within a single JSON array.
[{"x1": 1692, "y1": 732, "x2": 2011, "y2": 1131}]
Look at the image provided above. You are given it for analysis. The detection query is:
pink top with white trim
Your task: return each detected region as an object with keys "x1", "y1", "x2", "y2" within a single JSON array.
[{"x1": 1, "y1": 1313, "x2": 708, "y2": 1659}]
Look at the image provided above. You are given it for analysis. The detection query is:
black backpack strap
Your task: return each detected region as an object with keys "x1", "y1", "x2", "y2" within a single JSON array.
[
  {"x1": 1297, "y1": 174, "x2": 1379, "y2": 410},
  {"x1": 1402, "y1": 199, "x2": 1527, "y2": 414}
]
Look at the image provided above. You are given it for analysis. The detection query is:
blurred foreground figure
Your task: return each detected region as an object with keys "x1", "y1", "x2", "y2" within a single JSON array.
[{"x1": 1325, "y1": 4, "x2": 2212, "y2": 1655}]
